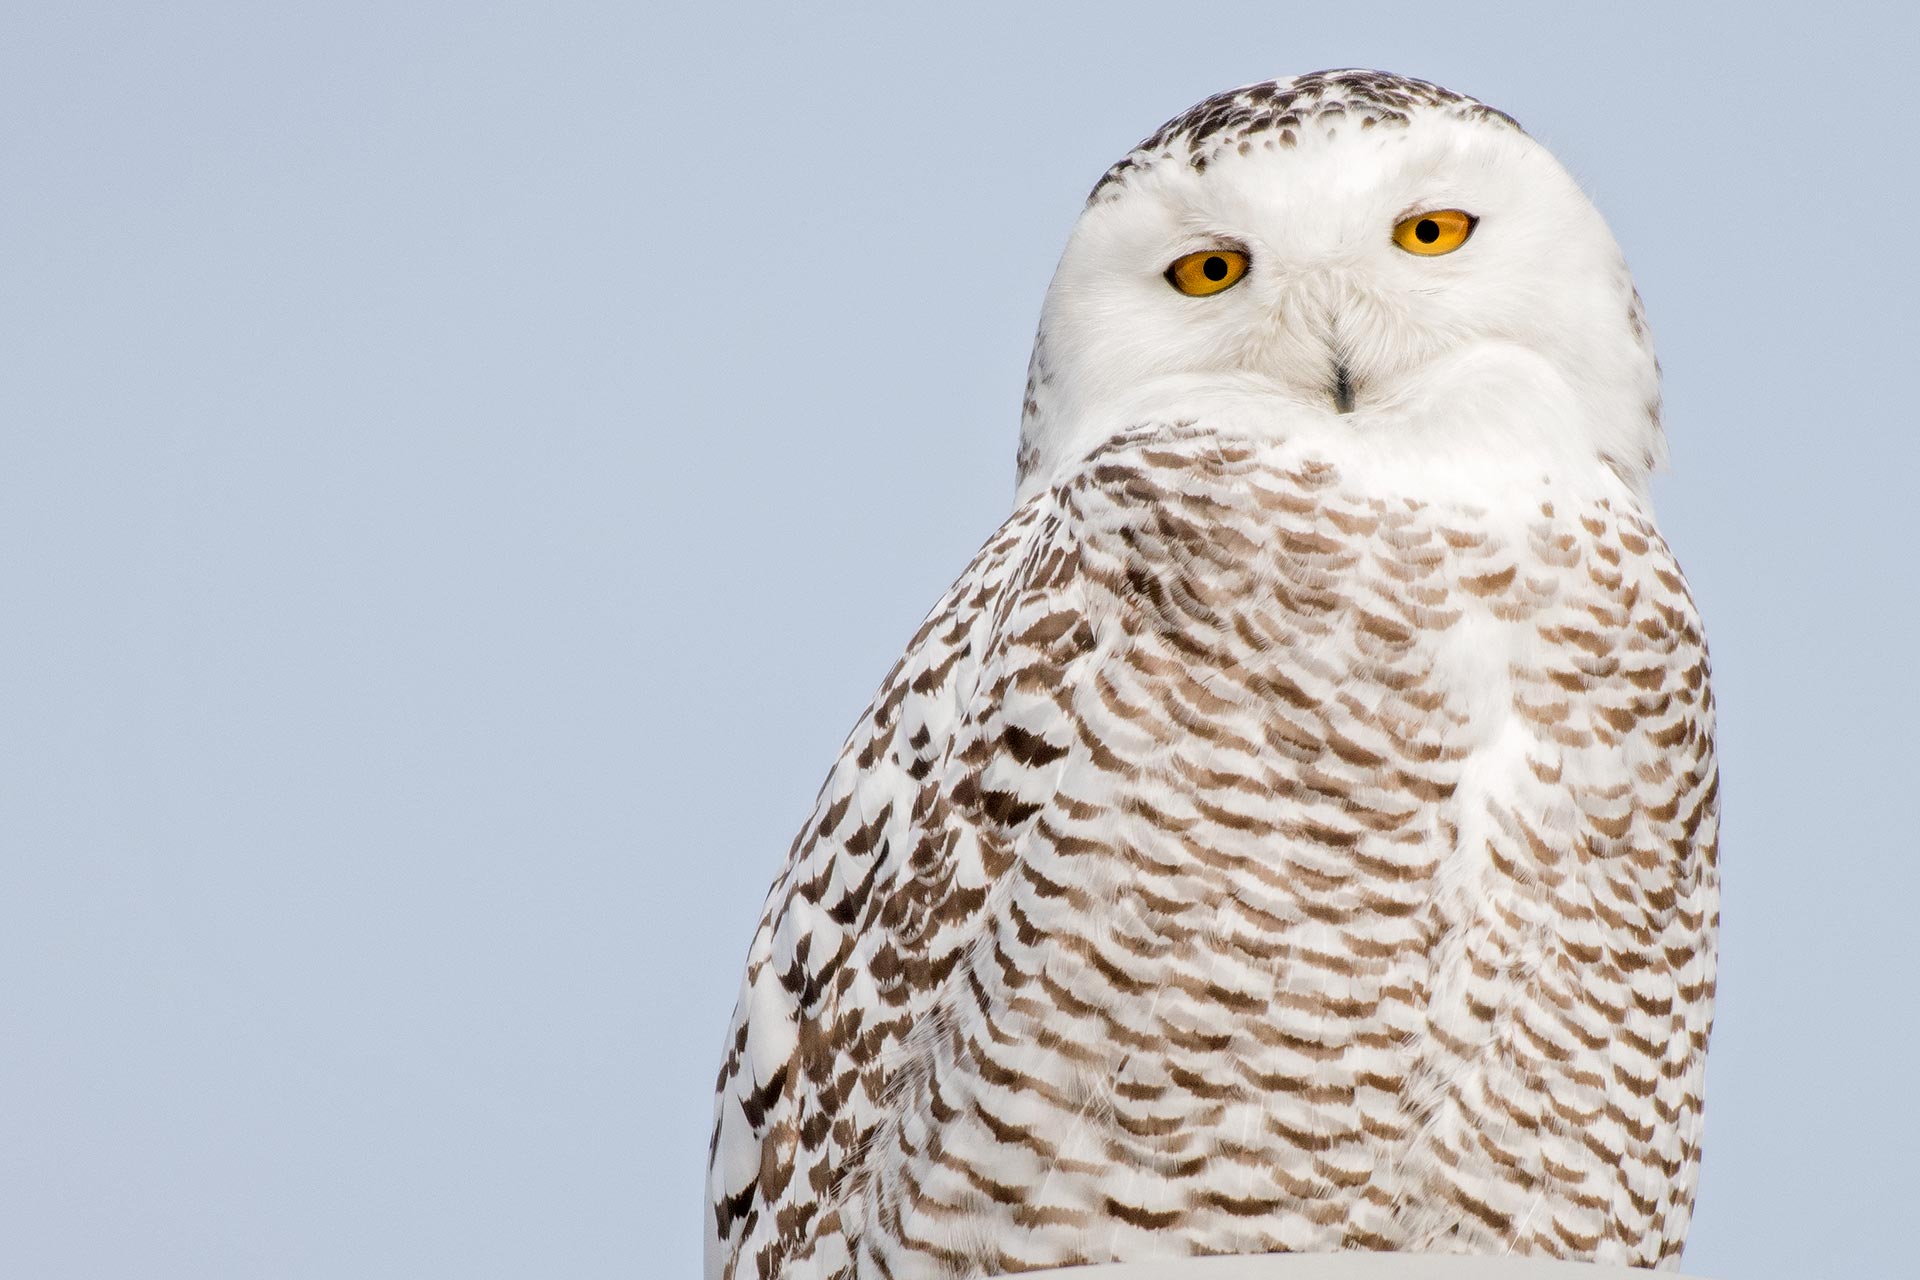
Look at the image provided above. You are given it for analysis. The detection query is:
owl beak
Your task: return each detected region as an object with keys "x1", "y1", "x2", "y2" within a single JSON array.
[{"x1": 1331, "y1": 361, "x2": 1356, "y2": 414}]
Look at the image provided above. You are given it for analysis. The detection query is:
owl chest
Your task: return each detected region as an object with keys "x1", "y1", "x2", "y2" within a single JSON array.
[
  {"x1": 839, "y1": 483, "x2": 1708, "y2": 1270},
  {"x1": 987, "y1": 509, "x2": 1650, "y2": 1104}
]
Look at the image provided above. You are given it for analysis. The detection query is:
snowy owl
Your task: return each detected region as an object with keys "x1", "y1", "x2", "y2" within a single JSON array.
[{"x1": 708, "y1": 70, "x2": 1718, "y2": 1279}]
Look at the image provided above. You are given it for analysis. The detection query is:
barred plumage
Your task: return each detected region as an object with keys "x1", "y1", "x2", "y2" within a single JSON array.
[{"x1": 710, "y1": 71, "x2": 1717, "y2": 1280}]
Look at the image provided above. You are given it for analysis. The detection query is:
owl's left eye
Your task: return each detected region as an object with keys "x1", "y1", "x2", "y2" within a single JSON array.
[
  {"x1": 1392, "y1": 209, "x2": 1477, "y2": 256},
  {"x1": 1165, "y1": 249, "x2": 1250, "y2": 296}
]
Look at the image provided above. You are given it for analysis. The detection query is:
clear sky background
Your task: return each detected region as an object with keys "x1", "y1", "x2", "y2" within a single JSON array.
[{"x1": 3, "y1": 3, "x2": 1914, "y2": 1278}]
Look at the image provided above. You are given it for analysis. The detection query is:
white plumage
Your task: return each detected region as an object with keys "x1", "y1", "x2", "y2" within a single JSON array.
[{"x1": 709, "y1": 70, "x2": 1718, "y2": 1279}]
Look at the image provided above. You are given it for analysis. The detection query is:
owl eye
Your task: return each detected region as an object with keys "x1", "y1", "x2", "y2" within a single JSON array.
[
  {"x1": 1165, "y1": 249, "x2": 1250, "y2": 296},
  {"x1": 1392, "y1": 209, "x2": 1477, "y2": 256}
]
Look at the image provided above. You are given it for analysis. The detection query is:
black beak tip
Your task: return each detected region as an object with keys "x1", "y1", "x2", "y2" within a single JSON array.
[{"x1": 1332, "y1": 363, "x2": 1356, "y2": 415}]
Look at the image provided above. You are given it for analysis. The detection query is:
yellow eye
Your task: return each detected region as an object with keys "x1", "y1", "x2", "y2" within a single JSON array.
[
  {"x1": 1392, "y1": 209, "x2": 1477, "y2": 256},
  {"x1": 1165, "y1": 248, "x2": 1250, "y2": 296}
]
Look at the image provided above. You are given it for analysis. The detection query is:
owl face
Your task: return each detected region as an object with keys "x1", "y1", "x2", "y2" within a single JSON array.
[{"x1": 1018, "y1": 75, "x2": 1663, "y2": 501}]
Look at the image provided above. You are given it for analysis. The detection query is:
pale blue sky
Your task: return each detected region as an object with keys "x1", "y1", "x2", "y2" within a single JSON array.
[{"x1": 2, "y1": 3, "x2": 1914, "y2": 1278}]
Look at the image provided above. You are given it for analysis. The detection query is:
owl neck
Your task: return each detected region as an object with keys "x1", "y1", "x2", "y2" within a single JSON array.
[{"x1": 1013, "y1": 337, "x2": 1661, "y2": 512}]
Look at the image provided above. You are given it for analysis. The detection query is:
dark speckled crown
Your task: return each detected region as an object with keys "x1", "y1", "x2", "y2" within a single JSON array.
[{"x1": 1089, "y1": 69, "x2": 1524, "y2": 203}]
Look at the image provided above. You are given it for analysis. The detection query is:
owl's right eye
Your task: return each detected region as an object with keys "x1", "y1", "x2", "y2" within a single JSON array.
[{"x1": 1165, "y1": 249, "x2": 1250, "y2": 297}]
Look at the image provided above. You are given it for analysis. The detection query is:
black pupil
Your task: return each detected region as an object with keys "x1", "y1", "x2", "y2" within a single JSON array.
[
  {"x1": 1415, "y1": 219, "x2": 1440, "y2": 244},
  {"x1": 1202, "y1": 255, "x2": 1228, "y2": 281}
]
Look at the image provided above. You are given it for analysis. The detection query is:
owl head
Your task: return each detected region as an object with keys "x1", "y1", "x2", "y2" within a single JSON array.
[{"x1": 1016, "y1": 71, "x2": 1664, "y2": 503}]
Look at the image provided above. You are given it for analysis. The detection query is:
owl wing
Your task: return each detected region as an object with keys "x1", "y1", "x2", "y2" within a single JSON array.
[{"x1": 706, "y1": 483, "x2": 1093, "y2": 1279}]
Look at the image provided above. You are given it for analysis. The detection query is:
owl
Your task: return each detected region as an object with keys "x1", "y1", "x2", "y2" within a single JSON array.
[{"x1": 708, "y1": 70, "x2": 1718, "y2": 1279}]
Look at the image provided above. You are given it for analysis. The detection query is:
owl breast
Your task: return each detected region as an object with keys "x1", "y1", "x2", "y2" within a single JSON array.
[{"x1": 824, "y1": 429, "x2": 1717, "y2": 1277}]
